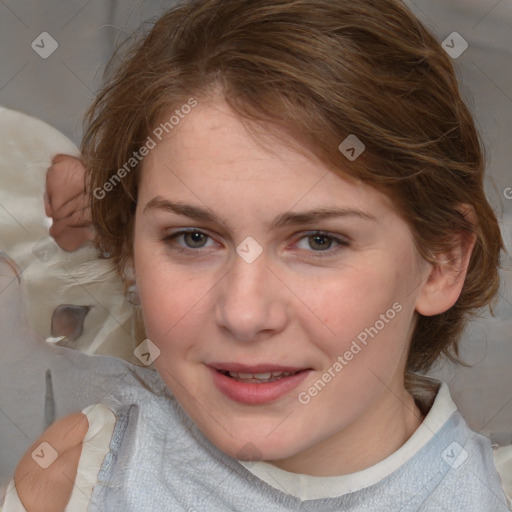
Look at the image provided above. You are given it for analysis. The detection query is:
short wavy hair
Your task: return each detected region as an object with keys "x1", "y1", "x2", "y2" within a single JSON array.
[{"x1": 82, "y1": 0, "x2": 505, "y2": 383}]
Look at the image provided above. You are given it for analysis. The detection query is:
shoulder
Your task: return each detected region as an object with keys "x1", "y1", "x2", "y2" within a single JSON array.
[
  {"x1": 431, "y1": 422, "x2": 511, "y2": 510},
  {"x1": 13, "y1": 411, "x2": 90, "y2": 512}
]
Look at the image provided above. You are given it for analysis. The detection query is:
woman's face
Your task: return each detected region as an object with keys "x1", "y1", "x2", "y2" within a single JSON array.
[{"x1": 133, "y1": 96, "x2": 430, "y2": 476}]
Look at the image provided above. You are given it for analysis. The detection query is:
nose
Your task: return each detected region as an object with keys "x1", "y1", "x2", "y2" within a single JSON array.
[{"x1": 215, "y1": 249, "x2": 288, "y2": 342}]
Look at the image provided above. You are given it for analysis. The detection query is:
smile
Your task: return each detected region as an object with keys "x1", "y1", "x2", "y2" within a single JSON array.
[
  {"x1": 219, "y1": 370, "x2": 301, "y2": 383},
  {"x1": 208, "y1": 363, "x2": 311, "y2": 404}
]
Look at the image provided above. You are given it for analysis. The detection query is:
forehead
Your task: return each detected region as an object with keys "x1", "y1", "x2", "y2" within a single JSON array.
[{"x1": 140, "y1": 98, "x2": 397, "y2": 222}]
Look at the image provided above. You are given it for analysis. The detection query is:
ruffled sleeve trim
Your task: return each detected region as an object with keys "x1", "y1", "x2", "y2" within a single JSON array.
[
  {"x1": 493, "y1": 444, "x2": 512, "y2": 510},
  {"x1": 2, "y1": 480, "x2": 27, "y2": 511},
  {"x1": 1, "y1": 403, "x2": 115, "y2": 512},
  {"x1": 64, "y1": 403, "x2": 116, "y2": 511}
]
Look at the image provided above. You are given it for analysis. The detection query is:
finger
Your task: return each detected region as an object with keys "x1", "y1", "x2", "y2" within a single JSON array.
[
  {"x1": 44, "y1": 163, "x2": 57, "y2": 216},
  {"x1": 43, "y1": 189, "x2": 53, "y2": 218},
  {"x1": 52, "y1": 154, "x2": 67, "y2": 164},
  {"x1": 51, "y1": 192, "x2": 90, "y2": 222},
  {"x1": 49, "y1": 224, "x2": 95, "y2": 252},
  {"x1": 52, "y1": 154, "x2": 80, "y2": 165},
  {"x1": 51, "y1": 156, "x2": 85, "y2": 178},
  {"x1": 47, "y1": 164, "x2": 86, "y2": 194},
  {"x1": 46, "y1": 157, "x2": 87, "y2": 212},
  {"x1": 49, "y1": 209, "x2": 93, "y2": 240}
]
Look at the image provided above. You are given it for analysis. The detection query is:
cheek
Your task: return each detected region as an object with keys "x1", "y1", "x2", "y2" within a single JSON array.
[
  {"x1": 134, "y1": 248, "x2": 212, "y2": 349},
  {"x1": 138, "y1": 272, "x2": 191, "y2": 340},
  {"x1": 133, "y1": 244, "x2": 176, "y2": 339},
  {"x1": 311, "y1": 267, "x2": 398, "y2": 337},
  {"x1": 307, "y1": 263, "x2": 412, "y2": 377}
]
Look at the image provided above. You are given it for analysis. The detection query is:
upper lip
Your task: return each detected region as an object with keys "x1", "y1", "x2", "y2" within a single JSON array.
[{"x1": 208, "y1": 362, "x2": 310, "y2": 373}]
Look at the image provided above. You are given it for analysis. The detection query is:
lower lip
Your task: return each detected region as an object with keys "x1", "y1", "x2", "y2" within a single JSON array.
[{"x1": 209, "y1": 367, "x2": 311, "y2": 405}]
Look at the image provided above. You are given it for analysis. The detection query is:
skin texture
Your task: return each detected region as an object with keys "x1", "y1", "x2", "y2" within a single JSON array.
[
  {"x1": 44, "y1": 154, "x2": 94, "y2": 252},
  {"x1": 18, "y1": 95, "x2": 475, "y2": 510},
  {"x1": 132, "y1": 96, "x2": 475, "y2": 476},
  {"x1": 13, "y1": 412, "x2": 88, "y2": 512}
]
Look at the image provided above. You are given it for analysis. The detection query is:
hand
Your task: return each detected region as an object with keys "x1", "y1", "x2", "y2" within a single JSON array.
[{"x1": 44, "y1": 154, "x2": 94, "y2": 252}]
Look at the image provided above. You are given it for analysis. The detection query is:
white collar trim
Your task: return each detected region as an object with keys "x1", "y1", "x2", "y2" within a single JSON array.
[{"x1": 239, "y1": 380, "x2": 457, "y2": 500}]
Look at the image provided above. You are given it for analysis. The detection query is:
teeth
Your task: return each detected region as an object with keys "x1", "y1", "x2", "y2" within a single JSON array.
[
  {"x1": 226, "y1": 371, "x2": 296, "y2": 382},
  {"x1": 238, "y1": 372, "x2": 268, "y2": 379}
]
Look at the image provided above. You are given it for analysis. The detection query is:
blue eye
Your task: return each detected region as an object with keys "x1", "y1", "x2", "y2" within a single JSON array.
[
  {"x1": 163, "y1": 229, "x2": 349, "y2": 257},
  {"x1": 163, "y1": 230, "x2": 214, "y2": 252},
  {"x1": 296, "y1": 231, "x2": 349, "y2": 256}
]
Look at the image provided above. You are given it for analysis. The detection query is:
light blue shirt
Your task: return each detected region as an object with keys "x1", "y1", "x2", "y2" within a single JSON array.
[{"x1": 82, "y1": 368, "x2": 509, "y2": 511}]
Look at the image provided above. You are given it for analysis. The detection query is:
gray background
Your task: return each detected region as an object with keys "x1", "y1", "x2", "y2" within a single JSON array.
[{"x1": 0, "y1": 0, "x2": 511, "y2": 441}]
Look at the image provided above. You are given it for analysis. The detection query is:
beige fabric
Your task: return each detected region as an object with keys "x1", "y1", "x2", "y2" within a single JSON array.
[
  {"x1": 2, "y1": 397, "x2": 511, "y2": 511},
  {"x1": 2, "y1": 404, "x2": 116, "y2": 512},
  {"x1": 2, "y1": 481, "x2": 26, "y2": 512},
  {"x1": 0, "y1": 106, "x2": 139, "y2": 361},
  {"x1": 494, "y1": 444, "x2": 512, "y2": 510},
  {"x1": 0, "y1": 105, "x2": 511, "y2": 510},
  {"x1": 65, "y1": 404, "x2": 116, "y2": 510}
]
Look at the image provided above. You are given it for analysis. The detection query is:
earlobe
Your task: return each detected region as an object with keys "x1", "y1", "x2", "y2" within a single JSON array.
[{"x1": 415, "y1": 206, "x2": 477, "y2": 317}]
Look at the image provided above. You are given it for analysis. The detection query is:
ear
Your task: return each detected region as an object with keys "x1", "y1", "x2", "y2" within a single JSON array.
[{"x1": 415, "y1": 205, "x2": 477, "y2": 316}]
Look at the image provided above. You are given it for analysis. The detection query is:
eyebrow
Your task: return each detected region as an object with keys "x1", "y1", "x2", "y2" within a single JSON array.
[{"x1": 143, "y1": 197, "x2": 376, "y2": 229}]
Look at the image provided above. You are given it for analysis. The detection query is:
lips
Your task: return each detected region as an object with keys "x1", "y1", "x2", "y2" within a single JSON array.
[
  {"x1": 220, "y1": 370, "x2": 299, "y2": 383},
  {"x1": 208, "y1": 362, "x2": 307, "y2": 374},
  {"x1": 209, "y1": 363, "x2": 308, "y2": 382},
  {"x1": 208, "y1": 362, "x2": 312, "y2": 404}
]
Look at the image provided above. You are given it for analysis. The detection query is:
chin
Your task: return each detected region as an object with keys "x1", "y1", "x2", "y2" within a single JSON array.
[{"x1": 203, "y1": 427, "x2": 305, "y2": 464}]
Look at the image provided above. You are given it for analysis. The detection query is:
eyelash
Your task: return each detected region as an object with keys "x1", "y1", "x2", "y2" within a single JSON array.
[{"x1": 162, "y1": 229, "x2": 349, "y2": 257}]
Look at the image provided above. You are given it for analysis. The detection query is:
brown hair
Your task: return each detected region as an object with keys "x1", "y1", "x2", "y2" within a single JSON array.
[{"x1": 82, "y1": 0, "x2": 505, "y2": 380}]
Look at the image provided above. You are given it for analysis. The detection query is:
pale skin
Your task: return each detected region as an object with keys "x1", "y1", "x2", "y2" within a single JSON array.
[
  {"x1": 14, "y1": 95, "x2": 475, "y2": 510},
  {"x1": 133, "y1": 96, "x2": 474, "y2": 475}
]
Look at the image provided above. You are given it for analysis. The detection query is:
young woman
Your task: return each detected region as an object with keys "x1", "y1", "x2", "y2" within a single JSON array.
[{"x1": 5, "y1": 0, "x2": 509, "y2": 510}]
